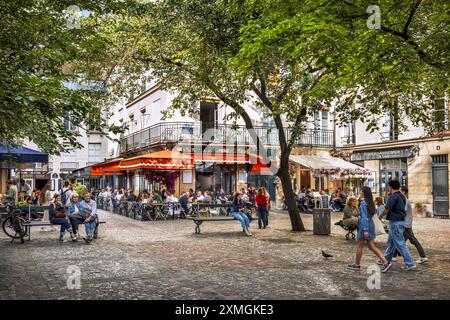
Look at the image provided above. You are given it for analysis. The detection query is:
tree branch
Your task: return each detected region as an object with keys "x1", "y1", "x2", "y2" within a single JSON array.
[{"x1": 403, "y1": 0, "x2": 422, "y2": 36}]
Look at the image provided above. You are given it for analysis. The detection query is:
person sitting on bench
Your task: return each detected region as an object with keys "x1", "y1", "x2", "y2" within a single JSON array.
[
  {"x1": 79, "y1": 192, "x2": 98, "y2": 244},
  {"x1": 232, "y1": 193, "x2": 252, "y2": 237},
  {"x1": 67, "y1": 194, "x2": 84, "y2": 241},
  {"x1": 49, "y1": 194, "x2": 76, "y2": 242},
  {"x1": 342, "y1": 197, "x2": 359, "y2": 228}
]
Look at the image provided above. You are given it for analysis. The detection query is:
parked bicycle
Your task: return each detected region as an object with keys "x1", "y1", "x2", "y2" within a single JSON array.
[{"x1": 2, "y1": 205, "x2": 28, "y2": 243}]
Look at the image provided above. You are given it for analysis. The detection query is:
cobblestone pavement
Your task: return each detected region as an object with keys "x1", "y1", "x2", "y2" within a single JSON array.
[{"x1": 0, "y1": 209, "x2": 449, "y2": 300}]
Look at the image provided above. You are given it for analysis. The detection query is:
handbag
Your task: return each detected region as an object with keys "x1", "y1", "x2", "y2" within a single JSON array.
[{"x1": 373, "y1": 214, "x2": 386, "y2": 236}]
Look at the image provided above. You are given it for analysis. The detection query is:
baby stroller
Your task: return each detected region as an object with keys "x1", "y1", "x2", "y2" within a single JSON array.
[{"x1": 334, "y1": 220, "x2": 357, "y2": 239}]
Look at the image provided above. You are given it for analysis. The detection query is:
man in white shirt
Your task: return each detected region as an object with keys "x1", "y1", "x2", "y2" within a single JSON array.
[{"x1": 19, "y1": 179, "x2": 32, "y2": 196}]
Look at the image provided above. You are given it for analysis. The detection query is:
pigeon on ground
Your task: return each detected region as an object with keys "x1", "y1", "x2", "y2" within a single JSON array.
[{"x1": 322, "y1": 250, "x2": 333, "y2": 258}]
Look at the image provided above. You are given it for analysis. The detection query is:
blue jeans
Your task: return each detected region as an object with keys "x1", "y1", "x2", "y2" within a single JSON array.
[
  {"x1": 233, "y1": 211, "x2": 250, "y2": 230},
  {"x1": 50, "y1": 218, "x2": 72, "y2": 234},
  {"x1": 257, "y1": 205, "x2": 268, "y2": 229},
  {"x1": 85, "y1": 219, "x2": 97, "y2": 237},
  {"x1": 384, "y1": 221, "x2": 415, "y2": 267}
]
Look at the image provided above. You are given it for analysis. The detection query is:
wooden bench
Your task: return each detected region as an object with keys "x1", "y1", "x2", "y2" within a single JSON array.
[
  {"x1": 17, "y1": 220, "x2": 106, "y2": 244},
  {"x1": 186, "y1": 216, "x2": 236, "y2": 234}
]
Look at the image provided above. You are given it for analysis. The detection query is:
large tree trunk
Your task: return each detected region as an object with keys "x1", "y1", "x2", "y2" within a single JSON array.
[
  {"x1": 273, "y1": 115, "x2": 306, "y2": 232},
  {"x1": 277, "y1": 150, "x2": 305, "y2": 231}
]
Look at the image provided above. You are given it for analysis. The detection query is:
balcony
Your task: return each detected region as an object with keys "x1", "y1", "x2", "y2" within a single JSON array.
[
  {"x1": 341, "y1": 135, "x2": 356, "y2": 145},
  {"x1": 119, "y1": 122, "x2": 334, "y2": 154},
  {"x1": 60, "y1": 162, "x2": 79, "y2": 172},
  {"x1": 380, "y1": 131, "x2": 399, "y2": 142}
]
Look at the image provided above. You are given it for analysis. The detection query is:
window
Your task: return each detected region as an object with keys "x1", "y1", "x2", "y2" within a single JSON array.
[
  {"x1": 342, "y1": 121, "x2": 356, "y2": 145},
  {"x1": 88, "y1": 143, "x2": 102, "y2": 164},
  {"x1": 63, "y1": 112, "x2": 77, "y2": 131},
  {"x1": 60, "y1": 162, "x2": 79, "y2": 171},
  {"x1": 321, "y1": 111, "x2": 329, "y2": 130},
  {"x1": 314, "y1": 111, "x2": 320, "y2": 130},
  {"x1": 432, "y1": 97, "x2": 449, "y2": 132},
  {"x1": 379, "y1": 159, "x2": 407, "y2": 196},
  {"x1": 381, "y1": 100, "x2": 400, "y2": 141}
]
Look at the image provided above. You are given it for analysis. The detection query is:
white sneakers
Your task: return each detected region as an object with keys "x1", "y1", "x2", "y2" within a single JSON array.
[{"x1": 416, "y1": 257, "x2": 429, "y2": 264}]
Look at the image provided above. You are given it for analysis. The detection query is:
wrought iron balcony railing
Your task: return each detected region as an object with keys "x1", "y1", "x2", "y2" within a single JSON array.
[
  {"x1": 119, "y1": 122, "x2": 335, "y2": 154},
  {"x1": 341, "y1": 135, "x2": 356, "y2": 145}
]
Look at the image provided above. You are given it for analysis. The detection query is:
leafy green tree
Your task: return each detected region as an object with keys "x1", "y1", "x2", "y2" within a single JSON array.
[
  {"x1": 237, "y1": 0, "x2": 449, "y2": 132},
  {"x1": 96, "y1": 0, "x2": 340, "y2": 231},
  {"x1": 0, "y1": 0, "x2": 127, "y2": 155}
]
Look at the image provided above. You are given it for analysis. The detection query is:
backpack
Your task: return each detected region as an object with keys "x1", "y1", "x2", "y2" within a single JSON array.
[{"x1": 61, "y1": 188, "x2": 69, "y2": 205}]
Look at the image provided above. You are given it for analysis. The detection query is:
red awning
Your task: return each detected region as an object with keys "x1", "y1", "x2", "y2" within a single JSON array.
[
  {"x1": 250, "y1": 158, "x2": 278, "y2": 175},
  {"x1": 91, "y1": 159, "x2": 124, "y2": 176},
  {"x1": 119, "y1": 150, "x2": 193, "y2": 171}
]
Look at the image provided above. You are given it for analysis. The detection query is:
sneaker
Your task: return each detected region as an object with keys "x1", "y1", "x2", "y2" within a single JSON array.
[
  {"x1": 59, "y1": 236, "x2": 67, "y2": 243},
  {"x1": 401, "y1": 265, "x2": 417, "y2": 271},
  {"x1": 82, "y1": 236, "x2": 92, "y2": 244},
  {"x1": 347, "y1": 263, "x2": 361, "y2": 271},
  {"x1": 381, "y1": 262, "x2": 393, "y2": 273},
  {"x1": 416, "y1": 257, "x2": 428, "y2": 264}
]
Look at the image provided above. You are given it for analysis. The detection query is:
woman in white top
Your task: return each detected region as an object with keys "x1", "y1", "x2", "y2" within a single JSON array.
[{"x1": 39, "y1": 183, "x2": 55, "y2": 231}]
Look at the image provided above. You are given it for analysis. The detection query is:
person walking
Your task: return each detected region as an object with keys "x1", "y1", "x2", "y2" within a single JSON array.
[
  {"x1": 347, "y1": 187, "x2": 392, "y2": 272},
  {"x1": 379, "y1": 180, "x2": 416, "y2": 271},
  {"x1": 392, "y1": 187, "x2": 428, "y2": 264},
  {"x1": 255, "y1": 188, "x2": 269, "y2": 229}
]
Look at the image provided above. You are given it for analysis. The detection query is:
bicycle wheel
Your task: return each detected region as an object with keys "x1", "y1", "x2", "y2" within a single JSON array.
[{"x1": 2, "y1": 216, "x2": 27, "y2": 239}]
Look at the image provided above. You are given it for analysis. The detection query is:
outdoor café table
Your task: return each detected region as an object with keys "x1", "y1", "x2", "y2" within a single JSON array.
[{"x1": 148, "y1": 202, "x2": 179, "y2": 220}]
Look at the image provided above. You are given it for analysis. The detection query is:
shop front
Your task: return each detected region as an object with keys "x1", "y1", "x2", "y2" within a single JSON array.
[
  {"x1": 0, "y1": 144, "x2": 49, "y2": 193},
  {"x1": 289, "y1": 154, "x2": 371, "y2": 193},
  {"x1": 351, "y1": 147, "x2": 414, "y2": 197}
]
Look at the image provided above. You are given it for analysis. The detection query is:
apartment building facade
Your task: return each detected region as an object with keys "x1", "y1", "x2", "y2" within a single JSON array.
[{"x1": 335, "y1": 99, "x2": 450, "y2": 218}]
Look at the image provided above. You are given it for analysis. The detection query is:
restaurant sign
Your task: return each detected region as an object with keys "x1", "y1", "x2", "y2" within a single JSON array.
[{"x1": 351, "y1": 147, "x2": 414, "y2": 161}]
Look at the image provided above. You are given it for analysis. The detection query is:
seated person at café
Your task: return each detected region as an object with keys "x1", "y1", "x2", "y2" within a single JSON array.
[
  {"x1": 165, "y1": 192, "x2": 178, "y2": 203},
  {"x1": 178, "y1": 191, "x2": 190, "y2": 216},
  {"x1": 127, "y1": 190, "x2": 137, "y2": 202},
  {"x1": 195, "y1": 191, "x2": 206, "y2": 202},
  {"x1": 215, "y1": 189, "x2": 227, "y2": 203},
  {"x1": 341, "y1": 197, "x2": 359, "y2": 228},
  {"x1": 49, "y1": 193, "x2": 76, "y2": 242},
  {"x1": 331, "y1": 190, "x2": 343, "y2": 211},
  {"x1": 203, "y1": 191, "x2": 212, "y2": 202},
  {"x1": 152, "y1": 191, "x2": 163, "y2": 203}
]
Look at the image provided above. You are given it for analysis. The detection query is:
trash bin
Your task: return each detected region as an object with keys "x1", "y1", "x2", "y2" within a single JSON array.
[{"x1": 313, "y1": 208, "x2": 331, "y2": 235}]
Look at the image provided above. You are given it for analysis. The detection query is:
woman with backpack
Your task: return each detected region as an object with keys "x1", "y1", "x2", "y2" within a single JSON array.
[{"x1": 347, "y1": 186, "x2": 392, "y2": 272}]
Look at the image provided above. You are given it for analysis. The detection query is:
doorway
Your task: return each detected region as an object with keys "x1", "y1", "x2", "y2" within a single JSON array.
[{"x1": 432, "y1": 155, "x2": 449, "y2": 218}]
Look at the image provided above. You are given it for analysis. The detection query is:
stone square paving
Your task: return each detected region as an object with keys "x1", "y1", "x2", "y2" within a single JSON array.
[{"x1": 0, "y1": 210, "x2": 449, "y2": 299}]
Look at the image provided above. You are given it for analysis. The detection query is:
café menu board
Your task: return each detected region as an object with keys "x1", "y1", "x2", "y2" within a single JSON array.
[{"x1": 351, "y1": 147, "x2": 414, "y2": 161}]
